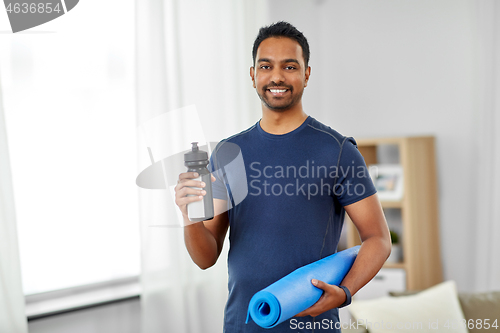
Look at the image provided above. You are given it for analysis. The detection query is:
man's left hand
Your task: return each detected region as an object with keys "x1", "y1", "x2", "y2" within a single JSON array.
[{"x1": 294, "y1": 279, "x2": 347, "y2": 317}]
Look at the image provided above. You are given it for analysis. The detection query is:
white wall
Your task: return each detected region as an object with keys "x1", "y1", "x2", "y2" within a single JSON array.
[{"x1": 267, "y1": 0, "x2": 479, "y2": 290}]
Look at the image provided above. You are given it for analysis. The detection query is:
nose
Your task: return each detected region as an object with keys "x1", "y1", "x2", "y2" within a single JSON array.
[{"x1": 270, "y1": 68, "x2": 285, "y2": 85}]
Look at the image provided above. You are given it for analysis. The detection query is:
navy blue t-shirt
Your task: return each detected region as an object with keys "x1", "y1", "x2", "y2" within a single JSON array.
[{"x1": 209, "y1": 116, "x2": 376, "y2": 333}]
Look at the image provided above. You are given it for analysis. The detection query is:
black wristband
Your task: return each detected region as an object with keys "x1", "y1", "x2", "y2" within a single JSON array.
[{"x1": 338, "y1": 285, "x2": 352, "y2": 308}]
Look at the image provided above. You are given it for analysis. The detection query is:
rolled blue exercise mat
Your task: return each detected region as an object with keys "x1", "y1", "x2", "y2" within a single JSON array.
[{"x1": 246, "y1": 245, "x2": 360, "y2": 329}]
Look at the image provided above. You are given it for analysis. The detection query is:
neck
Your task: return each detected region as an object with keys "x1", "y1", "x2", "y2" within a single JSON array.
[{"x1": 260, "y1": 104, "x2": 308, "y2": 135}]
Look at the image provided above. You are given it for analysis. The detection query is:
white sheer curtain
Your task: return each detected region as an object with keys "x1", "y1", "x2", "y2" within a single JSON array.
[
  {"x1": 0, "y1": 76, "x2": 28, "y2": 333},
  {"x1": 135, "y1": 1, "x2": 268, "y2": 332},
  {"x1": 473, "y1": 0, "x2": 500, "y2": 291}
]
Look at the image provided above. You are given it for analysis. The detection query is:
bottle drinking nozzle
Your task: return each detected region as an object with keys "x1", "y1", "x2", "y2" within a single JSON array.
[{"x1": 184, "y1": 142, "x2": 214, "y2": 222}]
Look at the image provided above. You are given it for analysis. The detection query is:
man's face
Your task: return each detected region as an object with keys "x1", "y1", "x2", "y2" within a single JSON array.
[{"x1": 250, "y1": 37, "x2": 310, "y2": 112}]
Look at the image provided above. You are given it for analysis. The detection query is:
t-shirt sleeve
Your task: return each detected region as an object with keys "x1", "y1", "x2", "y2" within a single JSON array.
[
  {"x1": 334, "y1": 137, "x2": 377, "y2": 206},
  {"x1": 208, "y1": 143, "x2": 230, "y2": 201},
  {"x1": 208, "y1": 140, "x2": 249, "y2": 208}
]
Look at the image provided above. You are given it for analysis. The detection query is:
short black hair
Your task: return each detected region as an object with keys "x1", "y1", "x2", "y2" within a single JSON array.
[{"x1": 252, "y1": 21, "x2": 310, "y2": 67}]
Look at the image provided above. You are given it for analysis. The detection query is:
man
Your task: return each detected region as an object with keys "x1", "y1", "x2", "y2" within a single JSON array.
[{"x1": 175, "y1": 21, "x2": 391, "y2": 332}]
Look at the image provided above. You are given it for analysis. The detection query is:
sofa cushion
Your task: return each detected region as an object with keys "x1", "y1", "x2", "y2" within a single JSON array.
[
  {"x1": 458, "y1": 291, "x2": 500, "y2": 333},
  {"x1": 389, "y1": 288, "x2": 500, "y2": 332},
  {"x1": 388, "y1": 290, "x2": 419, "y2": 297},
  {"x1": 348, "y1": 280, "x2": 468, "y2": 333}
]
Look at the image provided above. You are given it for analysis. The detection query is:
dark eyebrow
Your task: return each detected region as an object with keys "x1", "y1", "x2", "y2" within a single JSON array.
[{"x1": 257, "y1": 58, "x2": 300, "y2": 65}]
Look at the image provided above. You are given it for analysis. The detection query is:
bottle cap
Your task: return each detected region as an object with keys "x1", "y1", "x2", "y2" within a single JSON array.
[{"x1": 184, "y1": 142, "x2": 208, "y2": 162}]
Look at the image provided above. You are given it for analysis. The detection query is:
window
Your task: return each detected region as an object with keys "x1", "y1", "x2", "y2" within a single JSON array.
[{"x1": 0, "y1": 0, "x2": 139, "y2": 295}]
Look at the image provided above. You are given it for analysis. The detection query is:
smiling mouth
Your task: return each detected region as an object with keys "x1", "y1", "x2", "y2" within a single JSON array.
[{"x1": 266, "y1": 87, "x2": 291, "y2": 97}]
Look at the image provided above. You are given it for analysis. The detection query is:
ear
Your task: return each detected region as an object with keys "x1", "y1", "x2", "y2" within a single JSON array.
[
  {"x1": 304, "y1": 66, "x2": 311, "y2": 87},
  {"x1": 250, "y1": 66, "x2": 256, "y2": 88}
]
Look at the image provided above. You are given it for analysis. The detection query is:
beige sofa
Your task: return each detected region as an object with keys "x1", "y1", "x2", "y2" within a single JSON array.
[{"x1": 342, "y1": 287, "x2": 500, "y2": 333}]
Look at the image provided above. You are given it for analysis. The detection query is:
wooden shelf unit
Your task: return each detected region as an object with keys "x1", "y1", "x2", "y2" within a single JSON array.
[{"x1": 346, "y1": 136, "x2": 443, "y2": 290}]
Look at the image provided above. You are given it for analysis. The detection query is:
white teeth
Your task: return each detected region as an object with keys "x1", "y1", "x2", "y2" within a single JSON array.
[{"x1": 269, "y1": 89, "x2": 287, "y2": 93}]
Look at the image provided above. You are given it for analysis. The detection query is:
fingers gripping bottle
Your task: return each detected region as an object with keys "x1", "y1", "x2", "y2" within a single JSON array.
[{"x1": 184, "y1": 142, "x2": 214, "y2": 222}]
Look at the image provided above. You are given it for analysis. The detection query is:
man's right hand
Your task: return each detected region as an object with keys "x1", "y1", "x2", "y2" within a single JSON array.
[
  {"x1": 175, "y1": 172, "x2": 229, "y2": 269},
  {"x1": 174, "y1": 172, "x2": 216, "y2": 218}
]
